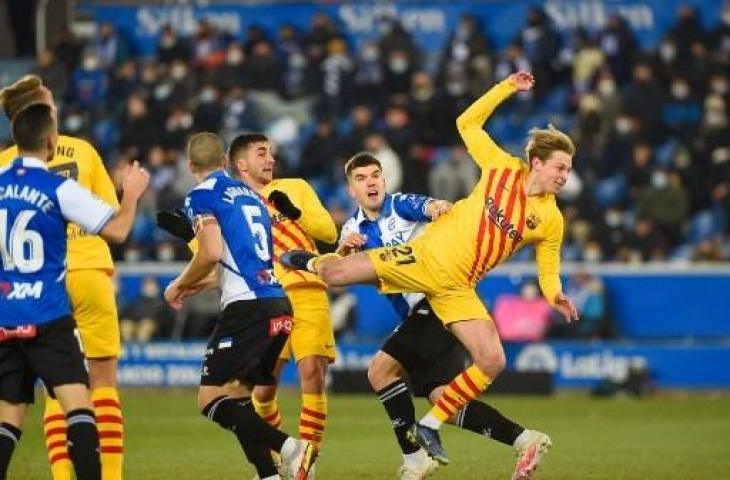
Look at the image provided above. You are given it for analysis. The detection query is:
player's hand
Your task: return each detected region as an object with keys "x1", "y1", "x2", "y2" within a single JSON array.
[
  {"x1": 508, "y1": 71, "x2": 535, "y2": 92},
  {"x1": 426, "y1": 199, "x2": 453, "y2": 220},
  {"x1": 268, "y1": 190, "x2": 302, "y2": 220},
  {"x1": 164, "y1": 281, "x2": 185, "y2": 310},
  {"x1": 336, "y1": 233, "x2": 367, "y2": 256},
  {"x1": 157, "y1": 208, "x2": 195, "y2": 242},
  {"x1": 554, "y1": 292, "x2": 579, "y2": 323},
  {"x1": 121, "y1": 161, "x2": 150, "y2": 201}
]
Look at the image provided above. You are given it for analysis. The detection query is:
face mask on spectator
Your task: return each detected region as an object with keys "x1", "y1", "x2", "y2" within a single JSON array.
[
  {"x1": 171, "y1": 64, "x2": 187, "y2": 80},
  {"x1": 447, "y1": 81, "x2": 467, "y2": 96},
  {"x1": 160, "y1": 34, "x2": 176, "y2": 49},
  {"x1": 65, "y1": 114, "x2": 83, "y2": 132},
  {"x1": 597, "y1": 79, "x2": 616, "y2": 96},
  {"x1": 388, "y1": 57, "x2": 409, "y2": 73},
  {"x1": 659, "y1": 42, "x2": 676, "y2": 63},
  {"x1": 289, "y1": 53, "x2": 306, "y2": 68},
  {"x1": 651, "y1": 171, "x2": 668, "y2": 189},
  {"x1": 583, "y1": 245, "x2": 603, "y2": 263},
  {"x1": 200, "y1": 88, "x2": 216, "y2": 103},
  {"x1": 711, "y1": 79, "x2": 728, "y2": 95},
  {"x1": 723, "y1": 10, "x2": 730, "y2": 26},
  {"x1": 605, "y1": 210, "x2": 622, "y2": 228},
  {"x1": 615, "y1": 117, "x2": 633, "y2": 134},
  {"x1": 362, "y1": 46, "x2": 379, "y2": 61},
  {"x1": 154, "y1": 83, "x2": 173, "y2": 100},
  {"x1": 157, "y1": 244, "x2": 176, "y2": 262},
  {"x1": 412, "y1": 86, "x2": 434, "y2": 101},
  {"x1": 83, "y1": 55, "x2": 100, "y2": 71},
  {"x1": 670, "y1": 82, "x2": 690, "y2": 100},
  {"x1": 705, "y1": 111, "x2": 727, "y2": 127},
  {"x1": 141, "y1": 280, "x2": 160, "y2": 297}
]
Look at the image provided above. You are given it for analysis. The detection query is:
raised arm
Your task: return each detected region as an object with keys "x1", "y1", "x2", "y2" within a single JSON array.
[
  {"x1": 535, "y1": 213, "x2": 578, "y2": 322},
  {"x1": 456, "y1": 71, "x2": 534, "y2": 169}
]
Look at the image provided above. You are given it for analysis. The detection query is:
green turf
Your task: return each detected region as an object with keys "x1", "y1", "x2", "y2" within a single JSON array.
[{"x1": 10, "y1": 389, "x2": 730, "y2": 479}]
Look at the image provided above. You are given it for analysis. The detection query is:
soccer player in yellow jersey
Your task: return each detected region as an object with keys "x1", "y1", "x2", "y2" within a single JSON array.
[
  {"x1": 282, "y1": 71, "x2": 579, "y2": 477},
  {"x1": 0, "y1": 75, "x2": 125, "y2": 480}
]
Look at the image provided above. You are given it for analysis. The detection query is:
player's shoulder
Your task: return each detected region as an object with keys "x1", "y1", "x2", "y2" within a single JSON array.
[
  {"x1": 0, "y1": 144, "x2": 18, "y2": 166},
  {"x1": 270, "y1": 177, "x2": 312, "y2": 193}
]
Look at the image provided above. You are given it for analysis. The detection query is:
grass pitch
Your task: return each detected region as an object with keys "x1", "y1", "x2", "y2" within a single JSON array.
[{"x1": 10, "y1": 389, "x2": 730, "y2": 479}]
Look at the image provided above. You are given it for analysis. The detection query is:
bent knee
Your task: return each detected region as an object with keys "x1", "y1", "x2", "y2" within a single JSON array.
[
  {"x1": 473, "y1": 349, "x2": 506, "y2": 378},
  {"x1": 367, "y1": 353, "x2": 404, "y2": 390}
]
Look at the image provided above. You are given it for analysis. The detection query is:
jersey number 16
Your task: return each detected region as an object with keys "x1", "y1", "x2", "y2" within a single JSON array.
[{"x1": 0, "y1": 209, "x2": 44, "y2": 273}]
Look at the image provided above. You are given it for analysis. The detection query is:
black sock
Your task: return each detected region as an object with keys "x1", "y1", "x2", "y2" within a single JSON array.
[
  {"x1": 66, "y1": 409, "x2": 101, "y2": 480},
  {"x1": 0, "y1": 423, "x2": 21, "y2": 479},
  {"x1": 455, "y1": 401, "x2": 525, "y2": 446},
  {"x1": 203, "y1": 396, "x2": 285, "y2": 477},
  {"x1": 376, "y1": 379, "x2": 419, "y2": 454}
]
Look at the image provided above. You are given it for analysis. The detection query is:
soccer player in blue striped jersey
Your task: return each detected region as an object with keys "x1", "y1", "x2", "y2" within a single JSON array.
[
  {"x1": 337, "y1": 153, "x2": 549, "y2": 480},
  {"x1": 163, "y1": 133, "x2": 315, "y2": 480},
  {"x1": 0, "y1": 104, "x2": 149, "y2": 480}
]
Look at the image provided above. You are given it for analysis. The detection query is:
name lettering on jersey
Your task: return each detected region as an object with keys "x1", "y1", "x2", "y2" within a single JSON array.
[
  {"x1": 222, "y1": 185, "x2": 259, "y2": 204},
  {"x1": 485, "y1": 197, "x2": 523, "y2": 242},
  {"x1": 0, "y1": 281, "x2": 44, "y2": 300},
  {"x1": 56, "y1": 145, "x2": 75, "y2": 158},
  {"x1": 0, "y1": 185, "x2": 55, "y2": 213},
  {"x1": 383, "y1": 231, "x2": 406, "y2": 246}
]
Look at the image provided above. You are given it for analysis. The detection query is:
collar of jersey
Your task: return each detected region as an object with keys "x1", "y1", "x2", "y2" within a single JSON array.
[
  {"x1": 203, "y1": 169, "x2": 229, "y2": 182},
  {"x1": 356, "y1": 193, "x2": 392, "y2": 224},
  {"x1": 15, "y1": 156, "x2": 49, "y2": 170}
]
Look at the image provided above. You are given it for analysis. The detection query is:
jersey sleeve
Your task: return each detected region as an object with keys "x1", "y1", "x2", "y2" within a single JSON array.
[
  {"x1": 392, "y1": 193, "x2": 432, "y2": 222},
  {"x1": 87, "y1": 142, "x2": 120, "y2": 208},
  {"x1": 56, "y1": 179, "x2": 115, "y2": 234},
  {"x1": 293, "y1": 179, "x2": 338, "y2": 244},
  {"x1": 535, "y1": 212, "x2": 564, "y2": 305},
  {"x1": 185, "y1": 189, "x2": 217, "y2": 224},
  {"x1": 456, "y1": 79, "x2": 519, "y2": 170}
]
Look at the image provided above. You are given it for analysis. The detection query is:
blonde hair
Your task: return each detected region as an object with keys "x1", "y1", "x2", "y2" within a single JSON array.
[
  {"x1": 525, "y1": 124, "x2": 575, "y2": 168},
  {"x1": 0, "y1": 75, "x2": 45, "y2": 120},
  {"x1": 187, "y1": 132, "x2": 225, "y2": 172}
]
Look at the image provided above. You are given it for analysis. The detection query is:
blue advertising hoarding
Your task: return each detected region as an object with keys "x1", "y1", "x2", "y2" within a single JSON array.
[
  {"x1": 78, "y1": 1, "x2": 725, "y2": 58},
  {"x1": 117, "y1": 339, "x2": 730, "y2": 389}
]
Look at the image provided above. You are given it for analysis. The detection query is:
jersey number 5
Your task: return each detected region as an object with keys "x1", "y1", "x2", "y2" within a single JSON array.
[
  {"x1": 241, "y1": 205, "x2": 271, "y2": 262},
  {"x1": 0, "y1": 209, "x2": 44, "y2": 273}
]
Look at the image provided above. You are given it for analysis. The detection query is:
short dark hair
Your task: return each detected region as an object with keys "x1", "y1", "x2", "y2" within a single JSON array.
[
  {"x1": 12, "y1": 103, "x2": 55, "y2": 151},
  {"x1": 344, "y1": 152, "x2": 381, "y2": 179},
  {"x1": 228, "y1": 132, "x2": 269, "y2": 161}
]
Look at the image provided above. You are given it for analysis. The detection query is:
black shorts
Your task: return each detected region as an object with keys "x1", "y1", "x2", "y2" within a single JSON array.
[
  {"x1": 0, "y1": 316, "x2": 88, "y2": 404},
  {"x1": 201, "y1": 297, "x2": 292, "y2": 387},
  {"x1": 381, "y1": 300, "x2": 469, "y2": 397}
]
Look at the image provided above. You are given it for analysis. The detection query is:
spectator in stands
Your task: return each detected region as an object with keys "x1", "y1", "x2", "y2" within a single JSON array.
[
  {"x1": 493, "y1": 281, "x2": 552, "y2": 343},
  {"x1": 209, "y1": 42, "x2": 248, "y2": 94},
  {"x1": 428, "y1": 146, "x2": 478, "y2": 202},
  {"x1": 157, "y1": 25, "x2": 190, "y2": 64},
  {"x1": 409, "y1": 71, "x2": 449, "y2": 146},
  {"x1": 193, "y1": 84, "x2": 223, "y2": 132},
  {"x1": 243, "y1": 40, "x2": 284, "y2": 93},
  {"x1": 107, "y1": 60, "x2": 139, "y2": 115},
  {"x1": 625, "y1": 142, "x2": 653, "y2": 201},
  {"x1": 662, "y1": 75, "x2": 702, "y2": 143},
  {"x1": 319, "y1": 37, "x2": 355, "y2": 117},
  {"x1": 516, "y1": 6, "x2": 560, "y2": 94},
  {"x1": 624, "y1": 218, "x2": 667, "y2": 261},
  {"x1": 69, "y1": 50, "x2": 108, "y2": 110},
  {"x1": 637, "y1": 168, "x2": 690, "y2": 245},
  {"x1": 549, "y1": 270, "x2": 608, "y2": 338},
  {"x1": 668, "y1": 5, "x2": 707, "y2": 59},
  {"x1": 31, "y1": 49, "x2": 67, "y2": 101},
  {"x1": 621, "y1": 62, "x2": 666, "y2": 144},
  {"x1": 53, "y1": 26, "x2": 84, "y2": 73},
  {"x1": 597, "y1": 14, "x2": 639, "y2": 84},
  {"x1": 353, "y1": 41, "x2": 384, "y2": 107},
  {"x1": 120, "y1": 276, "x2": 174, "y2": 342},
  {"x1": 118, "y1": 92, "x2": 158, "y2": 161},
  {"x1": 93, "y1": 23, "x2": 129, "y2": 71},
  {"x1": 340, "y1": 103, "x2": 376, "y2": 156}
]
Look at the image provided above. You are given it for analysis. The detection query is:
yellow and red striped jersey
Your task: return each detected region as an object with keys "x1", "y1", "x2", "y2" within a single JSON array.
[
  {"x1": 261, "y1": 178, "x2": 337, "y2": 290},
  {"x1": 415, "y1": 79, "x2": 564, "y2": 304},
  {"x1": 0, "y1": 136, "x2": 118, "y2": 272}
]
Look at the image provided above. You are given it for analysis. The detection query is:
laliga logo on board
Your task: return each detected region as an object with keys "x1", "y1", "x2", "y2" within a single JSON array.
[{"x1": 515, "y1": 344, "x2": 559, "y2": 373}]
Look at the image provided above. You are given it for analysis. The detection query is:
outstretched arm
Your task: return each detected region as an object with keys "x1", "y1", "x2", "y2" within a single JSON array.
[
  {"x1": 535, "y1": 214, "x2": 579, "y2": 323},
  {"x1": 456, "y1": 71, "x2": 534, "y2": 169}
]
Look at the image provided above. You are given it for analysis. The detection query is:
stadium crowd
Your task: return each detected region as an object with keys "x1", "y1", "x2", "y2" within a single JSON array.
[{"x1": 2, "y1": 4, "x2": 728, "y2": 265}]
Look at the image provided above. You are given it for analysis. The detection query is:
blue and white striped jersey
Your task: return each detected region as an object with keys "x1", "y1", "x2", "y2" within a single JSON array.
[
  {"x1": 339, "y1": 192, "x2": 432, "y2": 319},
  {"x1": 0, "y1": 157, "x2": 115, "y2": 326},
  {"x1": 185, "y1": 170, "x2": 285, "y2": 309}
]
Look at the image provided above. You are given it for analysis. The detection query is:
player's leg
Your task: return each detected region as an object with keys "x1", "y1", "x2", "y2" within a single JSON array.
[
  {"x1": 62, "y1": 271, "x2": 124, "y2": 480},
  {"x1": 0, "y1": 401, "x2": 27, "y2": 478},
  {"x1": 252, "y1": 360, "x2": 286, "y2": 430},
  {"x1": 287, "y1": 288, "x2": 334, "y2": 452},
  {"x1": 410, "y1": 292, "x2": 504, "y2": 464},
  {"x1": 281, "y1": 250, "x2": 379, "y2": 287},
  {"x1": 53, "y1": 384, "x2": 102, "y2": 480}
]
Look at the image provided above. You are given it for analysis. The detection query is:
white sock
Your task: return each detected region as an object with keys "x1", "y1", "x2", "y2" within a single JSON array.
[
  {"x1": 514, "y1": 429, "x2": 533, "y2": 449},
  {"x1": 261, "y1": 476, "x2": 280, "y2": 480},
  {"x1": 419, "y1": 413, "x2": 442, "y2": 430},
  {"x1": 280, "y1": 437, "x2": 300, "y2": 461},
  {"x1": 403, "y1": 449, "x2": 427, "y2": 467}
]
